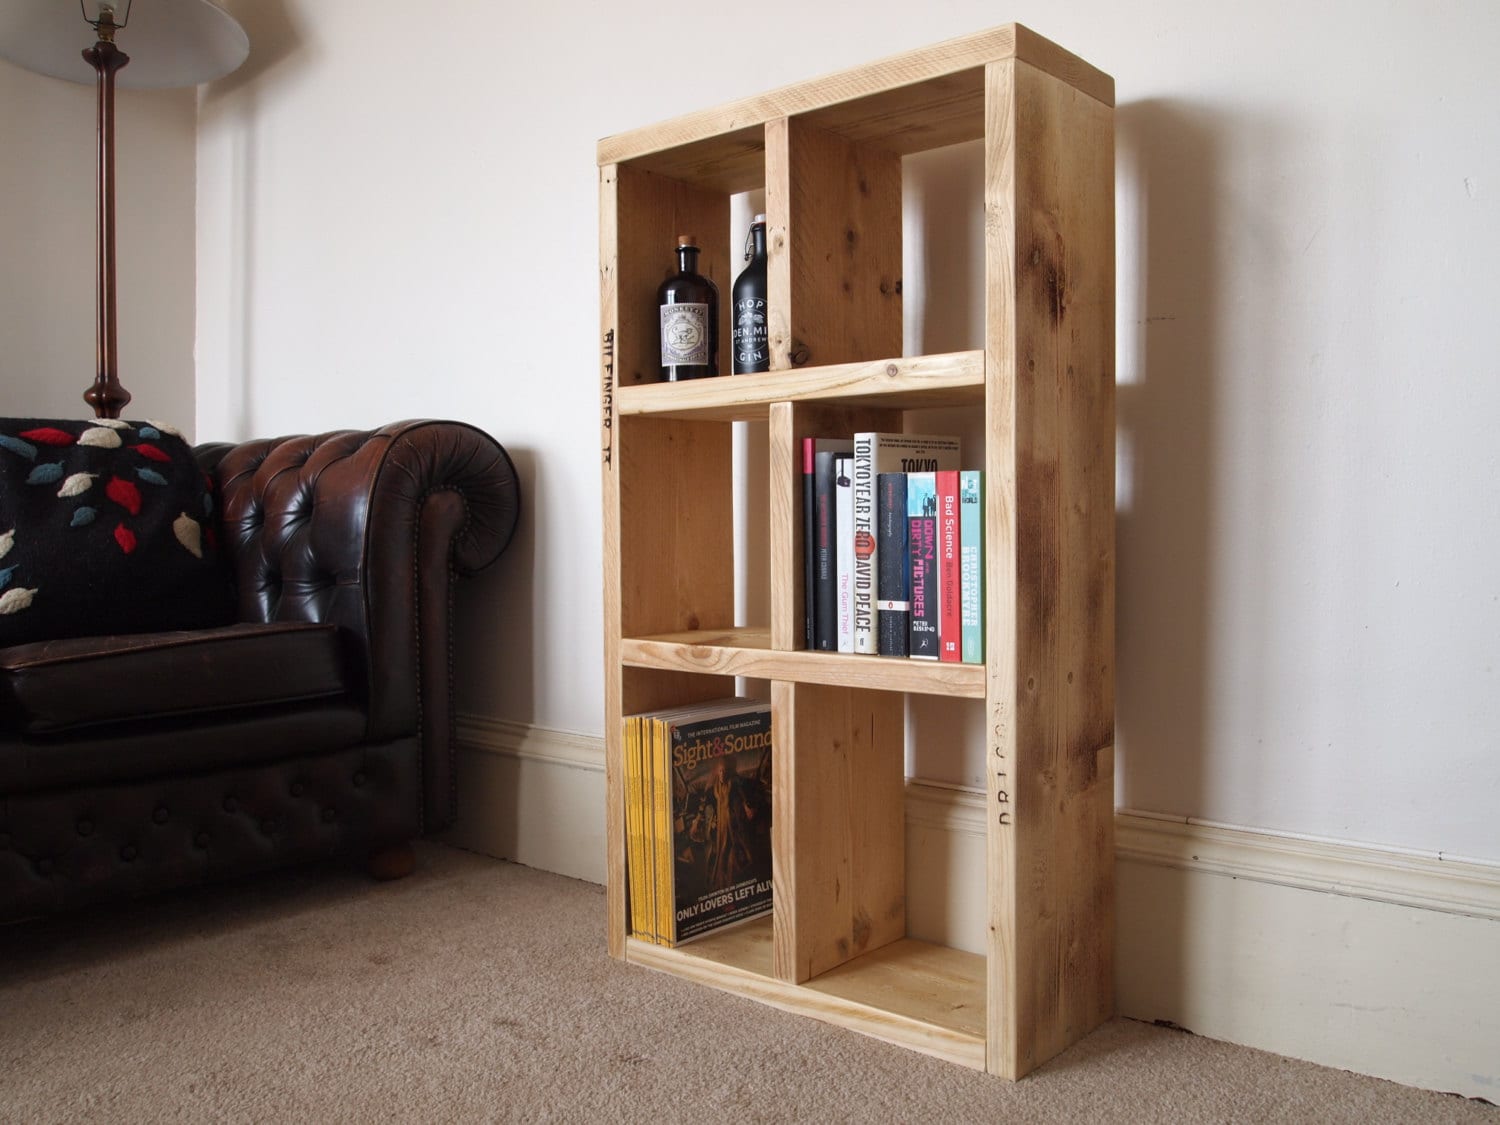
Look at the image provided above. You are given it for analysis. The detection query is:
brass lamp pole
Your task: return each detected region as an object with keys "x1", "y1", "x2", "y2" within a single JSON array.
[
  {"x1": 83, "y1": 3, "x2": 132, "y2": 419},
  {"x1": 0, "y1": 0, "x2": 249, "y2": 418}
]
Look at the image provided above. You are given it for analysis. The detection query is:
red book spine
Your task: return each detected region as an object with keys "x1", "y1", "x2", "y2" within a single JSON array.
[{"x1": 936, "y1": 470, "x2": 962, "y2": 662}]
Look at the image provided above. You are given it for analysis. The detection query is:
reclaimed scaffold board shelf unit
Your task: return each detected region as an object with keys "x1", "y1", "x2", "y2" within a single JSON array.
[{"x1": 597, "y1": 23, "x2": 1115, "y2": 1079}]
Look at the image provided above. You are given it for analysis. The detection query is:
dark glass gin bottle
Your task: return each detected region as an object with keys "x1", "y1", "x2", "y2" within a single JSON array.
[
  {"x1": 658, "y1": 235, "x2": 719, "y2": 380},
  {"x1": 732, "y1": 213, "x2": 770, "y2": 374}
]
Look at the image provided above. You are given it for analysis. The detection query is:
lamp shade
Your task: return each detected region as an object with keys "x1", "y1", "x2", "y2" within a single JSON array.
[{"x1": 0, "y1": 0, "x2": 248, "y2": 88}]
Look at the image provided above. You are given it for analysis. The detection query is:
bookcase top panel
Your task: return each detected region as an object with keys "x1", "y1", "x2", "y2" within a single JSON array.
[{"x1": 597, "y1": 23, "x2": 1113, "y2": 189}]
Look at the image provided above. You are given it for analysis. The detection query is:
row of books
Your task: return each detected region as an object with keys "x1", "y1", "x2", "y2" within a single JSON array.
[
  {"x1": 624, "y1": 697, "x2": 773, "y2": 947},
  {"x1": 803, "y1": 433, "x2": 984, "y2": 662}
]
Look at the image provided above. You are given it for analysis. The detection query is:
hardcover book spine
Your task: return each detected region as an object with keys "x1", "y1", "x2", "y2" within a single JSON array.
[
  {"x1": 851, "y1": 435, "x2": 877, "y2": 654},
  {"x1": 960, "y1": 470, "x2": 984, "y2": 664},
  {"x1": 907, "y1": 472, "x2": 939, "y2": 659},
  {"x1": 876, "y1": 472, "x2": 909, "y2": 657},
  {"x1": 936, "y1": 469, "x2": 962, "y2": 663},
  {"x1": 813, "y1": 450, "x2": 840, "y2": 651},
  {"x1": 835, "y1": 457, "x2": 854, "y2": 653},
  {"x1": 802, "y1": 438, "x2": 815, "y2": 651}
]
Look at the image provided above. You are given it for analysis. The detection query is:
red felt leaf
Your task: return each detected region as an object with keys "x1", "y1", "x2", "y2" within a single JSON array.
[
  {"x1": 106, "y1": 475, "x2": 142, "y2": 515},
  {"x1": 114, "y1": 523, "x2": 137, "y2": 554},
  {"x1": 134, "y1": 444, "x2": 172, "y2": 463},
  {"x1": 19, "y1": 427, "x2": 75, "y2": 446}
]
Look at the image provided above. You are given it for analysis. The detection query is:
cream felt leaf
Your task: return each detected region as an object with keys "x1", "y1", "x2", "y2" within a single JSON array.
[
  {"x1": 0, "y1": 528, "x2": 12, "y2": 559},
  {"x1": 173, "y1": 512, "x2": 204, "y2": 558},
  {"x1": 57, "y1": 472, "x2": 98, "y2": 498},
  {"x1": 78, "y1": 426, "x2": 123, "y2": 449},
  {"x1": 147, "y1": 419, "x2": 183, "y2": 437},
  {"x1": 88, "y1": 418, "x2": 132, "y2": 430},
  {"x1": 0, "y1": 587, "x2": 37, "y2": 615}
]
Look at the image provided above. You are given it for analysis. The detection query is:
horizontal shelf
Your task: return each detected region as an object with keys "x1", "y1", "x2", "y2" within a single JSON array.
[
  {"x1": 620, "y1": 628, "x2": 986, "y2": 698},
  {"x1": 627, "y1": 916, "x2": 985, "y2": 1069},
  {"x1": 598, "y1": 24, "x2": 1112, "y2": 188},
  {"x1": 617, "y1": 350, "x2": 985, "y2": 422}
]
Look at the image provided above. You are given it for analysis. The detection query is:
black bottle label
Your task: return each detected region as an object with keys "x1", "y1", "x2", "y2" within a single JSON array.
[
  {"x1": 661, "y1": 303, "x2": 709, "y2": 365},
  {"x1": 733, "y1": 297, "x2": 769, "y2": 372}
]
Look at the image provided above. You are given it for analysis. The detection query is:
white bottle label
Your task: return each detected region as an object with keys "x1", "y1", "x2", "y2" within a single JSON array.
[{"x1": 661, "y1": 303, "x2": 709, "y2": 366}]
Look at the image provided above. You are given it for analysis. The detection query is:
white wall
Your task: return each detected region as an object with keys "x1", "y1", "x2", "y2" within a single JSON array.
[
  {"x1": 1, "y1": 62, "x2": 197, "y2": 429},
  {"x1": 192, "y1": 0, "x2": 1500, "y2": 864}
]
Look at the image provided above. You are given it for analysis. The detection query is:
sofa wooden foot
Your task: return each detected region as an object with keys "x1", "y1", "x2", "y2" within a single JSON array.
[{"x1": 367, "y1": 841, "x2": 416, "y2": 881}]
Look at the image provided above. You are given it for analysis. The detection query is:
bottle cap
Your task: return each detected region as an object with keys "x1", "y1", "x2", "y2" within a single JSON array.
[
  {"x1": 752, "y1": 213, "x2": 767, "y2": 225},
  {"x1": 677, "y1": 234, "x2": 697, "y2": 248}
]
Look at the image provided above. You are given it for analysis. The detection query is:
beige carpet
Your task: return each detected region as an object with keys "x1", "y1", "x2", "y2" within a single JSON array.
[{"x1": 0, "y1": 844, "x2": 1492, "y2": 1123}]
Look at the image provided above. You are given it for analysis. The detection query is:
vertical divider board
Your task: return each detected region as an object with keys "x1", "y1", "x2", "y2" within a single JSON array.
[
  {"x1": 766, "y1": 117, "x2": 903, "y2": 370},
  {"x1": 983, "y1": 59, "x2": 1116, "y2": 1079},
  {"x1": 772, "y1": 681, "x2": 906, "y2": 984}
]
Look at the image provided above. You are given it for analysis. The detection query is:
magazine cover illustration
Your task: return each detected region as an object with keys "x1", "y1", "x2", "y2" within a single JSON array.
[{"x1": 670, "y1": 707, "x2": 773, "y2": 943}]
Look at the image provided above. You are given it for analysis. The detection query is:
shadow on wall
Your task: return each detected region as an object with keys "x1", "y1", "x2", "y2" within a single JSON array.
[
  {"x1": 198, "y1": 0, "x2": 308, "y2": 441},
  {"x1": 204, "y1": 0, "x2": 305, "y2": 102},
  {"x1": 451, "y1": 444, "x2": 537, "y2": 729},
  {"x1": 1115, "y1": 98, "x2": 1223, "y2": 1015}
]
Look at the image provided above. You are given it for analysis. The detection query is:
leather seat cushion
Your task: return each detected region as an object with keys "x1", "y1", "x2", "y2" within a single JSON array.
[{"x1": 0, "y1": 622, "x2": 352, "y2": 735}]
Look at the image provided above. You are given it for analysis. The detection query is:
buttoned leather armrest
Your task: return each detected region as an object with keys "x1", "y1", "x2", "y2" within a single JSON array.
[{"x1": 194, "y1": 420, "x2": 520, "y2": 831}]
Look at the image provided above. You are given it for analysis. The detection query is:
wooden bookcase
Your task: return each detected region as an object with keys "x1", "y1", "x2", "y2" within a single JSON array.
[{"x1": 597, "y1": 24, "x2": 1114, "y2": 1080}]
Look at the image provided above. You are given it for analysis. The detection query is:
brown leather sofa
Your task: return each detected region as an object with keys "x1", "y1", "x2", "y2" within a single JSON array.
[{"x1": 0, "y1": 420, "x2": 520, "y2": 921}]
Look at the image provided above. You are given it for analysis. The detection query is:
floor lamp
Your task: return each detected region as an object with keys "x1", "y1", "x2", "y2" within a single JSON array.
[{"x1": 0, "y1": 0, "x2": 248, "y2": 418}]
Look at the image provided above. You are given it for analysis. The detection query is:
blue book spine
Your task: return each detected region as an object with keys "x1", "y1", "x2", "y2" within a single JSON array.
[
  {"x1": 906, "y1": 472, "x2": 938, "y2": 659},
  {"x1": 959, "y1": 470, "x2": 984, "y2": 664}
]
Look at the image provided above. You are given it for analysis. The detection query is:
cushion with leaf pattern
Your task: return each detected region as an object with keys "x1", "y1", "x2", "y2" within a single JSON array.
[{"x1": 0, "y1": 418, "x2": 237, "y2": 646}]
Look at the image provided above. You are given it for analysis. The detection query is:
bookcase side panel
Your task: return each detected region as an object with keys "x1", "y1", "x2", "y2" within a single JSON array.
[
  {"x1": 615, "y1": 165, "x2": 733, "y2": 386},
  {"x1": 772, "y1": 682, "x2": 906, "y2": 984},
  {"x1": 981, "y1": 57, "x2": 1023, "y2": 1078},
  {"x1": 784, "y1": 119, "x2": 903, "y2": 369},
  {"x1": 989, "y1": 59, "x2": 1117, "y2": 1078},
  {"x1": 601, "y1": 162, "x2": 628, "y2": 957}
]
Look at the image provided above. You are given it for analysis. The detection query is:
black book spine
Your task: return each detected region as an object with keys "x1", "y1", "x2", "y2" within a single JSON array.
[
  {"x1": 876, "y1": 472, "x2": 909, "y2": 656},
  {"x1": 802, "y1": 439, "x2": 815, "y2": 650},
  {"x1": 813, "y1": 450, "x2": 840, "y2": 650}
]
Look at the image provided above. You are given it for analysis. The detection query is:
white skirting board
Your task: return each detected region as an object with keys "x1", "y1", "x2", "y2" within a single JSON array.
[{"x1": 445, "y1": 717, "x2": 1500, "y2": 1101}]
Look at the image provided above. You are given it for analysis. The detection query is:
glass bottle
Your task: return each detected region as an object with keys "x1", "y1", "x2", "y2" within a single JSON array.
[
  {"x1": 658, "y1": 235, "x2": 719, "y2": 380},
  {"x1": 732, "y1": 213, "x2": 770, "y2": 374}
]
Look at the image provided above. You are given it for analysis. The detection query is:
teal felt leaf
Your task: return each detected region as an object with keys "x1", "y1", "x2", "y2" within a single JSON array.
[
  {"x1": 0, "y1": 565, "x2": 14, "y2": 590},
  {"x1": 138, "y1": 426, "x2": 161, "y2": 440},
  {"x1": 71, "y1": 506, "x2": 97, "y2": 527},
  {"x1": 0, "y1": 435, "x2": 38, "y2": 460},
  {"x1": 26, "y1": 462, "x2": 64, "y2": 485},
  {"x1": 136, "y1": 467, "x2": 168, "y2": 486}
]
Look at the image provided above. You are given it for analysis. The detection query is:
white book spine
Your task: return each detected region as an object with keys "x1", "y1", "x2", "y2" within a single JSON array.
[{"x1": 835, "y1": 456, "x2": 855, "y2": 653}]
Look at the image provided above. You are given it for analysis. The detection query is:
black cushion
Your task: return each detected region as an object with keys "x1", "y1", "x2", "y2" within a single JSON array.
[
  {"x1": 0, "y1": 418, "x2": 236, "y2": 646},
  {"x1": 0, "y1": 621, "x2": 351, "y2": 735}
]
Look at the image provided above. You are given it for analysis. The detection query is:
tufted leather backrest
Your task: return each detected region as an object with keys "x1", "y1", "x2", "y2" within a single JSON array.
[{"x1": 198, "y1": 421, "x2": 520, "y2": 825}]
